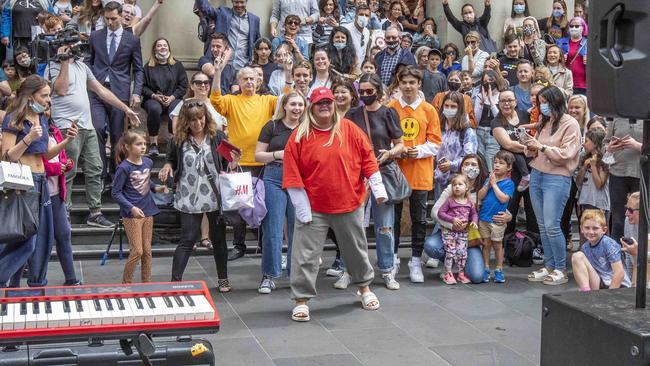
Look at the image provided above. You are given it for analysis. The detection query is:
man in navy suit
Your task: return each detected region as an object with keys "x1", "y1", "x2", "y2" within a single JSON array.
[
  {"x1": 195, "y1": 0, "x2": 261, "y2": 69},
  {"x1": 88, "y1": 1, "x2": 144, "y2": 176}
]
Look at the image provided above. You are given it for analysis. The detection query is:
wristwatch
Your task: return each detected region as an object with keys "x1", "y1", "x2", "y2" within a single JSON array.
[{"x1": 540, "y1": 145, "x2": 547, "y2": 152}]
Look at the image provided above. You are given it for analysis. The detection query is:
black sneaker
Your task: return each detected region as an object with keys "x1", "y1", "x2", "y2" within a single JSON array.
[
  {"x1": 63, "y1": 280, "x2": 82, "y2": 286},
  {"x1": 149, "y1": 144, "x2": 159, "y2": 157},
  {"x1": 87, "y1": 214, "x2": 115, "y2": 228},
  {"x1": 227, "y1": 246, "x2": 245, "y2": 261}
]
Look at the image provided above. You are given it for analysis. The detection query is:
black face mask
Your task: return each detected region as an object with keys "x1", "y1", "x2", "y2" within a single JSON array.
[
  {"x1": 360, "y1": 94, "x2": 378, "y2": 106},
  {"x1": 448, "y1": 81, "x2": 461, "y2": 91},
  {"x1": 483, "y1": 81, "x2": 497, "y2": 90},
  {"x1": 386, "y1": 40, "x2": 400, "y2": 50}
]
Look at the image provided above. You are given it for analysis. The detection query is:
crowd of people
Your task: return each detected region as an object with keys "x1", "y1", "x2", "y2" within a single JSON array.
[{"x1": 0, "y1": 0, "x2": 646, "y2": 322}]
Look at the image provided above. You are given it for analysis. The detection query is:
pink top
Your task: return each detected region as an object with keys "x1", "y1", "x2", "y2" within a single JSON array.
[
  {"x1": 42, "y1": 126, "x2": 73, "y2": 200},
  {"x1": 526, "y1": 114, "x2": 581, "y2": 177},
  {"x1": 567, "y1": 39, "x2": 586, "y2": 89}
]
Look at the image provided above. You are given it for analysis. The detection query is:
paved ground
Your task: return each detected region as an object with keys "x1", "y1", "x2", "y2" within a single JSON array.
[{"x1": 38, "y1": 249, "x2": 579, "y2": 366}]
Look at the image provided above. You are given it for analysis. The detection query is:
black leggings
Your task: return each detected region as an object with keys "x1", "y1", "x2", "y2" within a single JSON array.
[
  {"x1": 144, "y1": 98, "x2": 180, "y2": 137},
  {"x1": 394, "y1": 190, "x2": 428, "y2": 257},
  {"x1": 506, "y1": 165, "x2": 538, "y2": 235},
  {"x1": 608, "y1": 175, "x2": 640, "y2": 242},
  {"x1": 560, "y1": 179, "x2": 579, "y2": 243},
  {"x1": 172, "y1": 211, "x2": 227, "y2": 281}
]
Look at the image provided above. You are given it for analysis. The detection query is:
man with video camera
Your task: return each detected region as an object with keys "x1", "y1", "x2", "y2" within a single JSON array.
[{"x1": 46, "y1": 28, "x2": 140, "y2": 228}]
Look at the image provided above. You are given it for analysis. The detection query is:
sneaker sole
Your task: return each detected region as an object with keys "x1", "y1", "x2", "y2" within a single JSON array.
[
  {"x1": 86, "y1": 221, "x2": 115, "y2": 228},
  {"x1": 326, "y1": 269, "x2": 343, "y2": 277},
  {"x1": 258, "y1": 288, "x2": 272, "y2": 294}
]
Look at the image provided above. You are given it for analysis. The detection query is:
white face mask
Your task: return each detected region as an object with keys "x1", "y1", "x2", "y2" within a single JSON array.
[
  {"x1": 155, "y1": 50, "x2": 170, "y2": 61},
  {"x1": 569, "y1": 27, "x2": 583, "y2": 38},
  {"x1": 462, "y1": 166, "x2": 480, "y2": 180},
  {"x1": 356, "y1": 15, "x2": 369, "y2": 28},
  {"x1": 442, "y1": 108, "x2": 457, "y2": 119}
]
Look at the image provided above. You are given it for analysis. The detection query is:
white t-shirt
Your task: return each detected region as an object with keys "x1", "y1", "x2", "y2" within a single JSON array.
[{"x1": 170, "y1": 100, "x2": 227, "y2": 131}]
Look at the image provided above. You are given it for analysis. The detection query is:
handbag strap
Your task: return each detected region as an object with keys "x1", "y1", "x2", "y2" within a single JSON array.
[
  {"x1": 362, "y1": 107, "x2": 374, "y2": 149},
  {"x1": 568, "y1": 40, "x2": 586, "y2": 66},
  {"x1": 189, "y1": 140, "x2": 223, "y2": 215}
]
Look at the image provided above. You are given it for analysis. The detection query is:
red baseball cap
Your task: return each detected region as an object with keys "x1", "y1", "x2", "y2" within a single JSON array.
[{"x1": 309, "y1": 87, "x2": 335, "y2": 105}]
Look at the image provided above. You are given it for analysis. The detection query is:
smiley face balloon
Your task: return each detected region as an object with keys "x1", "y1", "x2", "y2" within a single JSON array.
[{"x1": 400, "y1": 117, "x2": 420, "y2": 141}]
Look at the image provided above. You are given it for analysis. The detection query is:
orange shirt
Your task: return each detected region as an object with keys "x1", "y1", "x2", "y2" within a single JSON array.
[
  {"x1": 388, "y1": 97, "x2": 442, "y2": 191},
  {"x1": 282, "y1": 119, "x2": 379, "y2": 214},
  {"x1": 432, "y1": 91, "x2": 476, "y2": 128}
]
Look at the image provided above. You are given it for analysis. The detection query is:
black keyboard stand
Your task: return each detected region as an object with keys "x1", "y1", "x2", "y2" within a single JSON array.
[{"x1": 0, "y1": 336, "x2": 215, "y2": 366}]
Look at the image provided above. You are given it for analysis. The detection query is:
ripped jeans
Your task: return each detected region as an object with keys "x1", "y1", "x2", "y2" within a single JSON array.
[{"x1": 371, "y1": 193, "x2": 395, "y2": 273}]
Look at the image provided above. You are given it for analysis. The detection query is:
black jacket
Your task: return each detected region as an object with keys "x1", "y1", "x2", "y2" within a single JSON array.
[
  {"x1": 166, "y1": 131, "x2": 229, "y2": 186},
  {"x1": 142, "y1": 61, "x2": 188, "y2": 101}
]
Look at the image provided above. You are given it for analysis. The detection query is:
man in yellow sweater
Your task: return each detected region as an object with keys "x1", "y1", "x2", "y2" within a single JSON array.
[
  {"x1": 387, "y1": 66, "x2": 442, "y2": 283},
  {"x1": 211, "y1": 47, "x2": 293, "y2": 260}
]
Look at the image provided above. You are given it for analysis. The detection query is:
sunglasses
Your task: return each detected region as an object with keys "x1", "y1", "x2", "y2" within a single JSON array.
[
  {"x1": 192, "y1": 80, "x2": 210, "y2": 86},
  {"x1": 358, "y1": 88, "x2": 376, "y2": 96},
  {"x1": 185, "y1": 99, "x2": 206, "y2": 108},
  {"x1": 286, "y1": 20, "x2": 300, "y2": 26},
  {"x1": 625, "y1": 206, "x2": 640, "y2": 213},
  {"x1": 569, "y1": 25, "x2": 582, "y2": 28}
]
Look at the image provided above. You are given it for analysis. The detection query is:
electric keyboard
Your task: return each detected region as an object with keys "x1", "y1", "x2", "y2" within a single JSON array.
[{"x1": 0, "y1": 281, "x2": 220, "y2": 346}]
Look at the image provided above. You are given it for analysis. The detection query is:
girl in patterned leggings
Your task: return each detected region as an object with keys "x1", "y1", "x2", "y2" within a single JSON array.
[
  {"x1": 112, "y1": 130, "x2": 168, "y2": 283},
  {"x1": 437, "y1": 174, "x2": 479, "y2": 285}
]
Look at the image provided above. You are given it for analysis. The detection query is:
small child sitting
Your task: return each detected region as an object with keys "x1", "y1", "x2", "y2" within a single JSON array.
[
  {"x1": 572, "y1": 209, "x2": 631, "y2": 291},
  {"x1": 437, "y1": 174, "x2": 478, "y2": 284},
  {"x1": 478, "y1": 150, "x2": 515, "y2": 283}
]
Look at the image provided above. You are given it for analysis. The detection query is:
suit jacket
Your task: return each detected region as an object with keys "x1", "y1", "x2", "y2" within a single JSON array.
[
  {"x1": 88, "y1": 27, "x2": 144, "y2": 101},
  {"x1": 195, "y1": 0, "x2": 261, "y2": 62}
]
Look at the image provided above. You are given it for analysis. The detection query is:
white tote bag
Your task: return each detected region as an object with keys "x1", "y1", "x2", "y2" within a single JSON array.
[
  {"x1": 0, "y1": 161, "x2": 34, "y2": 190},
  {"x1": 219, "y1": 169, "x2": 254, "y2": 211}
]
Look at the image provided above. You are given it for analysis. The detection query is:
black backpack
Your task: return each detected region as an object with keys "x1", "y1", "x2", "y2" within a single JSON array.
[{"x1": 504, "y1": 231, "x2": 539, "y2": 267}]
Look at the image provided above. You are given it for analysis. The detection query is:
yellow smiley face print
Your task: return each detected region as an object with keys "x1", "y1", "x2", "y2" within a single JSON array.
[{"x1": 401, "y1": 117, "x2": 420, "y2": 141}]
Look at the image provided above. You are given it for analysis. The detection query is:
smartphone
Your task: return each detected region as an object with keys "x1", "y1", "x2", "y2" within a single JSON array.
[
  {"x1": 621, "y1": 237, "x2": 635, "y2": 245},
  {"x1": 438, "y1": 156, "x2": 448, "y2": 164}
]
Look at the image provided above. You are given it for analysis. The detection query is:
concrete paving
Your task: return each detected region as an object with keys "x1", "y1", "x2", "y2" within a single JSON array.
[{"x1": 37, "y1": 249, "x2": 580, "y2": 366}]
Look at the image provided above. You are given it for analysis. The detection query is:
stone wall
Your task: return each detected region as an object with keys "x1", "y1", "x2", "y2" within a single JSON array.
[{"x1": 138, "y1": 0, "x2": 574, "y2": 68}]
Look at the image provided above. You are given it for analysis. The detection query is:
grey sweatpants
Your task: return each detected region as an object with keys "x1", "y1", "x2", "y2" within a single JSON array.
[{"x1": 290, "y1": 206, "x2": 375, "y2": 300}]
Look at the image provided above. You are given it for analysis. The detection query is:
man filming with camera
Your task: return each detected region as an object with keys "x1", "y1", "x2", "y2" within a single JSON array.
[{"x1": 46, "y1": 37, "x2": 140, "y2": 228}]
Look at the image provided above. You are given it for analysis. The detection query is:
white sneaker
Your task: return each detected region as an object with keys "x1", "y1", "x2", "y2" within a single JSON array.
[
  {"x1": 319, "y1": 257, "x2": 323, "y2": 265},
  {"x1": 408, "y1": 258, "x2": 424, "y2": 283},
  {"x1": 333, "y1": 272, "x2": 351, "y2": 289},
  {"x1": 425, "y1": 258, "x2": 440, "y2": 268},
  {"x1": 281, "y1": 255, "x2": 287, "y2": 270},
  {"x1": 382, "y1": 272, "x2": 400, "y2": 290}
]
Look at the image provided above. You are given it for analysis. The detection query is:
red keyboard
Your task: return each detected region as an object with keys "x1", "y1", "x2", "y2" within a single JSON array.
[{"x1": 0, "y1": 281, "x2": 220, "y2": 345}]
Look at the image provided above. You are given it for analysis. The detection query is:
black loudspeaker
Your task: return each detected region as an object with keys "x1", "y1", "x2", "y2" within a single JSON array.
[
  {"x1": 541, "y1": 289, "x2": 650, "y2": 366},
  {"x1": 588, "y1": 1, "x2": 650, "y2": 119}
]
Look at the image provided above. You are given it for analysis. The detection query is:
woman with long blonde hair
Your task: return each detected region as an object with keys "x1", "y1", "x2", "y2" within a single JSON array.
[
  {"x1": 159, "y1": 100, "x2": 240, "y2": 293},
  {"x1": 254, "y1": 91, "x2": 307, "y2": 294},
  {"x1": 283, "y1": 86, "x2": 387, "y2": 322}
]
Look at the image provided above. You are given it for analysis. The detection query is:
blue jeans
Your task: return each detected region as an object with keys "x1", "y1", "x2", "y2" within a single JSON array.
[
  {"x1": 370, "y1": 193, "x2": 395, "y2": 273},
  {"x1": 424, "y1": 230, "x2": 485, "y2": 283},
  {"x1": 51, "y1": 195, "x2": 77, "y2": 283},
  {"x1": 529, "y1": 169, "x2": 571, "y2": 271},
  {"x1": 260, "y1": 163, "x2": 295, "y2": 278},
  {"x1": 476, "y1": 126, "x2": 500, "y2": 171},
  {"x1": 0, "y1": 173, "x2": 54, "y2": 287}
]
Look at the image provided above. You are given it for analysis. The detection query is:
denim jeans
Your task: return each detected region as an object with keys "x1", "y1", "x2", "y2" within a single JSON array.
[
  {"x1": 371, "y1": 193, "x2": 395, "y2": 273},
  {"x1": 476, "y1": 126, "x2": 500, "y2": 171},
  {"x1": 529, "y1": 169, "x2": 571, "y2": 271},
  {"x1": 0, "y1": 174, "x2": 54, "y2": 287},
  {"x1": 260, "y1": 163, "x2": 295, "y2": 278},
  {"x1": 424, "y1": 230, "x2": 485, "y2": 283},
  {"x1": 51, "y1": 195, "x2": 77, "y2": 283}
]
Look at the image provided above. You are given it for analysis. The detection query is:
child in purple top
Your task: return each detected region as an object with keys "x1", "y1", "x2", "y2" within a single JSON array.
[
  {"x1": 112, "y1": 130, "x2": 167, "y2": 283},
  {"x1": 437, "y1": 174, "x2": 479, "y2": 285}
]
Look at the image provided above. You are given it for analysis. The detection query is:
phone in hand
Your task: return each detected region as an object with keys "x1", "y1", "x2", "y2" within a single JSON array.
[
  {"x1": 622, "y1": 237, "x2": 635, "y2": 245},
  {"x1": 437, "y1": 156, "x2": 448, "y2": 164}
]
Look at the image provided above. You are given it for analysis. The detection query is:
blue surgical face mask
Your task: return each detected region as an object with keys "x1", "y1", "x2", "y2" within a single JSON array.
[
  {"x1": 333, "y1": 42, "x2": 346, "y2": 50},
  {"x1": 540, "y1": 103, "x2": 552, "y2": 117},
  {"x1": 552, "y1": 9, "x2": 564, "y2": 18},
  {"x1": 513, "y1": 4, "x2": 526, "y2": 14},
  {"x1": 30, "y1": 101, "x2": 47, "y2": 114}
]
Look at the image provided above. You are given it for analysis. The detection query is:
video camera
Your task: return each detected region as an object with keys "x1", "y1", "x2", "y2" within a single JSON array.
[{"x1": 34, "y1": 23, "x2": 90, "y2": 62}]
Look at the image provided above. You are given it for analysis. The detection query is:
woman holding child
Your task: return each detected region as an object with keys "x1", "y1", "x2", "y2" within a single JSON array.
[{"x1": 524, "y1": 86, "x2": 581, "y2": 286}]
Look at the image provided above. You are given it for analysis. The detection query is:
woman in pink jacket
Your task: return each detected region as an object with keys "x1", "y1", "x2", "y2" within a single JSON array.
[{"x1": 42, "y1": 124, "x2": 80, "y2": 286}]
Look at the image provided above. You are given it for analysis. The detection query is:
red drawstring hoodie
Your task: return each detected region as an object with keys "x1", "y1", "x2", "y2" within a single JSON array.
[{"x1": 41, "y1": 125, "x2": 73, "y2": 201}]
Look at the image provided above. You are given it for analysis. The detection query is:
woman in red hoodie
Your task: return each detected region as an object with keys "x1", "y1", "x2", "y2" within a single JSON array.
[{"x1": 42, "y1": 123, "x2": 80, "y2": 286}]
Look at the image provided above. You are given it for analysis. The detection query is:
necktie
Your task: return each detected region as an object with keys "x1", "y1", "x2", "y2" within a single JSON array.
[{"x1": 109, "y1": 32, "x2": 117, "y2": 62}]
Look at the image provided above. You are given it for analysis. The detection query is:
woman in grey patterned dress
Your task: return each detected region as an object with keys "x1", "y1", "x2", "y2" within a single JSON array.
[{"x1": 159, "y1": 99, "x2": 240, "y2": 292}]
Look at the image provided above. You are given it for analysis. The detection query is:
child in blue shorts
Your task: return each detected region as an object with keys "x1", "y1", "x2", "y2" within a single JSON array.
[{"x1": 478, "y1": 151, "x2": 515, "y2": 283}]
